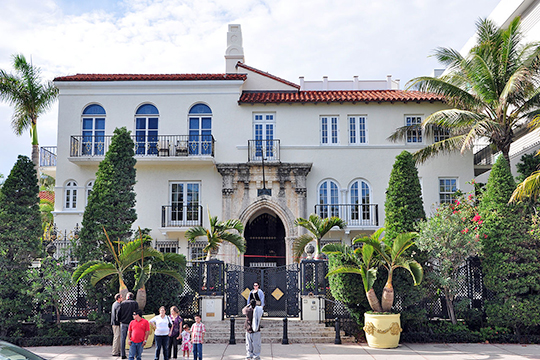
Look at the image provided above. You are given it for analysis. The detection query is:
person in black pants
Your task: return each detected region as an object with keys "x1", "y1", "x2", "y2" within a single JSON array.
[
  {"x1": 168, "y1": 306, "x2": 183, "y2": 359},
  {"x1": 117, "y1": 292, "x2": 139, "y2": 359}
]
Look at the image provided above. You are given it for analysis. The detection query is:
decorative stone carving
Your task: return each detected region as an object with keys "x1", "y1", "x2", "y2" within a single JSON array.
[{"x1": 217, "y1": 162, "x2": 312, "y2": 265}]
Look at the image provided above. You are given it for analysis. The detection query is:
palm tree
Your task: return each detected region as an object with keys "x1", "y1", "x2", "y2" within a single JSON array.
[
  {"x1": 389, "y1": 17, "x2": 540, "y2": 165},
  {"x1": 186, "y1": 211, "x2": 246, "y2": 261},
  {"x1": 292, "y1": 214, "x2": 346, "y2": 262},
  {"x1": 321, "y1": 229, "x2": 383, "y2": 312},
  {"x1": 322, "y1": 228, "x2": 423, "y2": 313},
  {"x1": 0, "y1": 54, "x2": 58, "y2": 171},
  {"x1": 72, "y1": 228, "x2": 186, "y2": 310}
]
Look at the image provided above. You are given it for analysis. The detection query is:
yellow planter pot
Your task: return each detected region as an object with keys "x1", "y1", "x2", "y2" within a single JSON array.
[{"x1": 363, "y1": 313, "x2": 402, "y2": 348}]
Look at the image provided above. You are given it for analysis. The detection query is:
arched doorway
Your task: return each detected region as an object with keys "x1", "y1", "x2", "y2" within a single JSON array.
[{"x1": 244, "y1": 212, "x2": 286, "y2": 268}]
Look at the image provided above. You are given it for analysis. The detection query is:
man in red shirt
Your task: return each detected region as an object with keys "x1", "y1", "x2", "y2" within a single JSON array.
[{"x1": 127, "y1": 309, "x2": 150, "y2": 360}]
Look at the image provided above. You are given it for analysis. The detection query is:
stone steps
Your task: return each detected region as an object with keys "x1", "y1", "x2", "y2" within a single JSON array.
[{"x1": 202, "y1": 318, "x2": 355, "y2": 344}]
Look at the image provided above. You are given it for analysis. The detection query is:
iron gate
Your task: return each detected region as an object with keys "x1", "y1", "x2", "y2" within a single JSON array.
[{"x1": 225, "y1": 263, "x2": 300, "y2": 317}]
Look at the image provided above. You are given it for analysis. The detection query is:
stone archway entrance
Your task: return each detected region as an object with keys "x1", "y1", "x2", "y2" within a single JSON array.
[{"x1": 244, "y1": 212, "x2": 286, "y2": 268}]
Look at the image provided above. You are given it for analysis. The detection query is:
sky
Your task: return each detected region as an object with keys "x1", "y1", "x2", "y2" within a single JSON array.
[{"x1": 0, "y1": 0, "x2": 499, "y2": 177}]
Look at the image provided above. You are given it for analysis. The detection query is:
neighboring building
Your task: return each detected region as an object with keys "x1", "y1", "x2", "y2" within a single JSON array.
[
  {"x1": 470, "y1": 0, "x2": 540, "y2": 181},
  {"x1": 47, "y1": 25, "x2": 473, "y2": 267}
]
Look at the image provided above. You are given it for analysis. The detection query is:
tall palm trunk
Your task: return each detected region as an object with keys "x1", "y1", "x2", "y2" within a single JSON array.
[
  {"x1": 381, "y1": 281, "x2": 394, "y2": 312},
  {"x1": 366, "y1": 288, "x2": 383, "y2": 312},
  {"x1": 31, "y1": 122, "x2": 39, "y2": 173},
  {"x1": 32, "y1": 144, "x2": 39, "y2": 175}
]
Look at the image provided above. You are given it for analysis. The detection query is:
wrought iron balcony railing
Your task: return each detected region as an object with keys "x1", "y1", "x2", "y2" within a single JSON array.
[
  {"x1": 70, "y1": 134, "x2": 215, "y2": 158},
  {"x1": 40, "y1": 146, "x2": 57, "y2": 167},
  {"x1": 314, "y1": 203, "x2": 379, "y2": 227},
  {"x1": 161, "y1": 204, "x2": 203, "y2": 227},
  {"x1": 248, "y1": 139, "x2": 280, "y2": 162}
]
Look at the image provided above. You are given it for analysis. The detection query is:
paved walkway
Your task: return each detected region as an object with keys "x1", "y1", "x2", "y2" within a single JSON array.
[{"x1": 26, "y1": 343, "x2": 540, "y2": 359}]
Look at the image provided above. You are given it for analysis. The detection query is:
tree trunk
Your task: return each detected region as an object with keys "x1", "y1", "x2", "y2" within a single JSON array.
[
  {"x1": 119, "y1": 278, "x2": 128, "y2": 301},
  {"x1": 366, "y1": 288, "x2": 383, "y2": 312},
  {"x1": 54, "y1": 301, "x2": 61, "y2": 326},
  {"x1": 444, "y1": 286, "x2": 457, "y2": 325},
  {"x1": 136, "y1": 287, "x2": 146, "y2": 311},
  {"x1": 32, "y1": 144, "x2": 40, "y2": 177},
  {"x1": 381, "y1": 282, "x2": 394, "y2": 312}
]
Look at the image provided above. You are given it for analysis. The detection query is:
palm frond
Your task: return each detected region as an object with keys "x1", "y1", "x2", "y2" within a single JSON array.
[
  {"x1": 72, "y1": 260, "x2": 102, "y2": 283},
  {"x1": 219, "y1": 232, "x2": 246, "y2": 253},
  {"x1": 292, "y1": 234, "x2": 315, "y2": 263},
  {"x1": 394, "y1": 260, "x2": 423, "y2": 286},
  {"x1": 412, "y1": 135, "x2": 468, "y2": 164},
  {"x1": 510, "y1": 170, "x2": 540, "y2": 202}
]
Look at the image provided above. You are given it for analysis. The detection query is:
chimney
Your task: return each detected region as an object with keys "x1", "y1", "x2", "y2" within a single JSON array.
[
  {"x1": 225, "y1": 24, "x2": 245, "y2": 73},
  {"x1": 299, "y1": 76, "x2": 305, "y2": 90}
]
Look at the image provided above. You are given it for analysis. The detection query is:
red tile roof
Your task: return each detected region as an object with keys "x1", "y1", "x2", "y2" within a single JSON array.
[
  {"x1": 54, "y1": 73, "x2": 247, "y2": 82},
  {"x1": 236, "y1": 63, "x2": 300, "y2": 89},
  {"x1": 39, "y1": 191, "x2": 55, "y2": 203},
  {"x1": 238, "y1": 90, "x2": 445, "y2": 104}
]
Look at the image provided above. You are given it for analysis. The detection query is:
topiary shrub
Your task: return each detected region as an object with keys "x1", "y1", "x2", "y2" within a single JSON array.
[
  {"x1": 479, "y1": 155, "x2": 540, "y2": 335},
  {"x1": 384, "y1": 150, "x2": 429, "y2": 331}
]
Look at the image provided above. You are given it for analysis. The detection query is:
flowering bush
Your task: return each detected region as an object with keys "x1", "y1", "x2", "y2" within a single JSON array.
[{"x1": 416, "y1": 191, "x2": 484, "y2": 324}]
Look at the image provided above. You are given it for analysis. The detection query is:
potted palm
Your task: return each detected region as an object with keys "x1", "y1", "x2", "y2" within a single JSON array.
[{"x1": 322, "y1": 228, "x2": 423, "y2": 348}]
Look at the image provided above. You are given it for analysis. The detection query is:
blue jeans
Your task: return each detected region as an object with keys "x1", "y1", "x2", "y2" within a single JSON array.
[
  {"x1": 128, "y1": 341, "x2": 143, "y2": 360},
  {"x1": 193, "y1": 343, "x2": 203, "y2": 360},
  {"x1": 120, "y1": 323, "x2": 129, "y2": 358},
  {"x1": 155, "y1": 335, "x2": 169, "y2": 360}
]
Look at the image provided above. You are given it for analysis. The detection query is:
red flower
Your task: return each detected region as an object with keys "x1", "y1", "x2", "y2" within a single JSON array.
[
  {"x1": 472, "y1": 214, "x2": 481, "y2": 222},
  {"x1": 462, "y1": 228, "x2": 469, "y2": 234}
]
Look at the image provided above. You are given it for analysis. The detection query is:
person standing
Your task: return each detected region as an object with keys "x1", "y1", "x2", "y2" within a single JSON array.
[
  {"x1": 191, "y1": 314, "x2": 206, "y2": 360},
  {"x1": 168, "y1": 306, "x2": 183, "y2": 360},
  {"x1": 128, "y1": 309, "x2": 150, "y2": 360},
  {"x1": 149, "y1": 306, "x2": 170, "y2": 360},
  {"x1": 247, "y1": 282, "x2": 265, "y2": 307},
  {"x1": 181, "y1": 324, "x2": 192, "y2": 360},
  {"x1": 111, "y1": 293, "x2": 123, "y2": 357},
  {"x1": 118, "y1": 292, "x2": 139, "y2": 359},
  {"x1": 242, "y1": 299, "x2": 263, "y2": 360}
]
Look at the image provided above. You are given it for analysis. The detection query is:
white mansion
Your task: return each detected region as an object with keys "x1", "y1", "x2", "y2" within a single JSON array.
[{"x1": 47, "y1": 25, "x2": 473, "y2": 267}]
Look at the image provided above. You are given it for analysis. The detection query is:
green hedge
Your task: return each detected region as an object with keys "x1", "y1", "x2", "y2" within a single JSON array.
[{"x1": 0, "y1": 321, "x2": 111, "y2": 347}]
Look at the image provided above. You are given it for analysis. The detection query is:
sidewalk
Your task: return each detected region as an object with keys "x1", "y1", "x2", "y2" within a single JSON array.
[{"x1": 26, "y1": 342, "x2": 540, "y2": 359}]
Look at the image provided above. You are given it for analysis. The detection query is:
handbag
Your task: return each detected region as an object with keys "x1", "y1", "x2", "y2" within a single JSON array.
[{"x1": 167, "y1": 315, "x2": 172, "y2": 328}]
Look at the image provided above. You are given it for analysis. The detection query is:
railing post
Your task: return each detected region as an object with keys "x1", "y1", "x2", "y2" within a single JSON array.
[
  {"x1": 334, "y1": 317, "x2": 342, "y2": 344},
  {"x1": 229, "y1": 316, "x2": 236, "y2": 344},
  {"x1": 282, "y1": 317, "x2": 289, "y2": 345}
]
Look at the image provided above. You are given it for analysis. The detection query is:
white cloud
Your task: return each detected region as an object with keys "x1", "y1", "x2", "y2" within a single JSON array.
[{"x1": 0, "y1": 0, "x2": 498, "y2": 176}]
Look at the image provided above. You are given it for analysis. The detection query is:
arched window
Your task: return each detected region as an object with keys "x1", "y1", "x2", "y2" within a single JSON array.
[
  {"x1": 318, "y1": 180, "x2": 340, "y2": 218},
  {"x1": 135, "y1": 104, "x2": 159, "y2": 155},
  {"x1": 65, "y1": 181, "x2": 78, "y2": 209},
  {"x1": 349, "y1": 179, "x2": 372, "y2": 225},
  {"x1": 86, "y1": 180, "x2": 94, "y2": 205},
  {"x1": 188, "y1": 104, "x2": 212, "y2": 155},
  {"x1": 82, "y1": 104, "x2": 106, "y2": 155}
]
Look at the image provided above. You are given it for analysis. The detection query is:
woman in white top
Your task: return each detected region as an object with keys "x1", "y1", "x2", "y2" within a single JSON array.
[{"x1": 150, "y1": 306, "x2": 172, "y2": 360}]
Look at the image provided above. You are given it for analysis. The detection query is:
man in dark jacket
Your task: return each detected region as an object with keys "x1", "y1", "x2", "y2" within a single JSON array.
[{"x1": 118, "y1": 292, "x2": 139, "y2": 359}]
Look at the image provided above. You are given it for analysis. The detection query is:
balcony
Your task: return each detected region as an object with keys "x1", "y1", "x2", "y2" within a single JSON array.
[
  {"x1": 39, "y1": 146, "x2": 57, "y2": 177},
  {"x1": 248, "y1": 139, "x2": 280, "y2": 162},
  {"x1": 69, "y1": 134, "x2": 215, "y2": 160},
  {"x1": 473, "y1": 145, "x2": 494, "y2": 176},
  {"x1": 161, "y1": 204, "x2": 203, "y2": 228},
  {"x1": 314, "y1": 204, "x2": 379, "y2": 227},
  {"x1": 40, "y1": 146, "x2": 57, "y2": 166}
]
